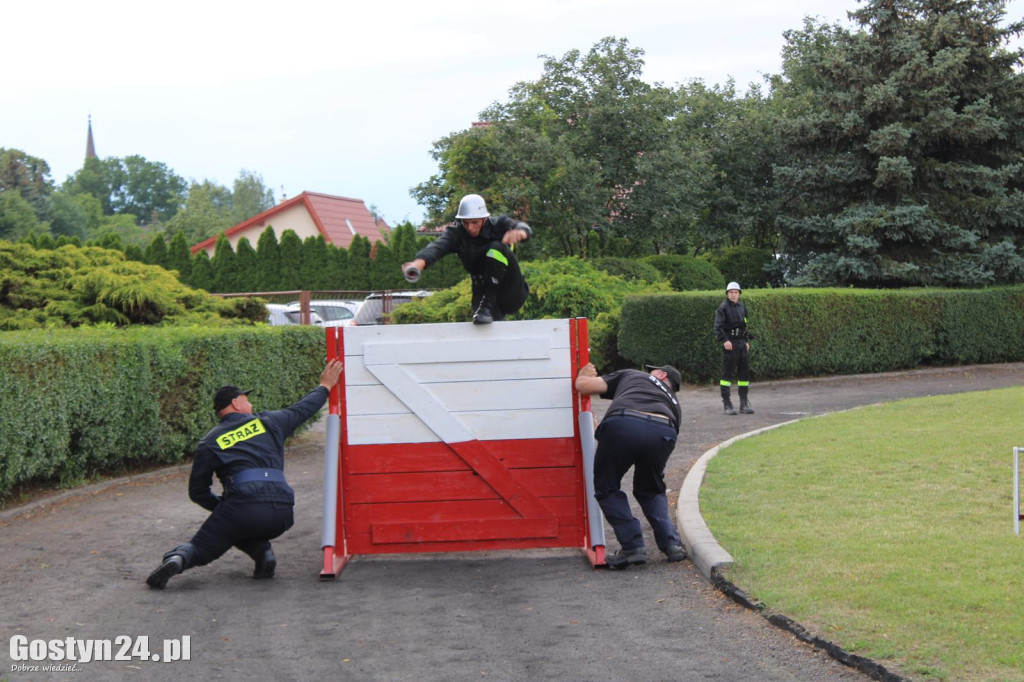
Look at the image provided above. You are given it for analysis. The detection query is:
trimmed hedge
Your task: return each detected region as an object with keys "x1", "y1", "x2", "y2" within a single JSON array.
[
  {"x1": 618, "y1": 286, "x2": 1024, "y2": 384},
  {"x1": 0, "y1": 325, "x2": 324, "y2": 503}
]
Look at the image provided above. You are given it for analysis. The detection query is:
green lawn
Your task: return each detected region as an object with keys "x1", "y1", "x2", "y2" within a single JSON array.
[{"x1": 700, "y1": 387, "x2": 1024, "y2": 681}]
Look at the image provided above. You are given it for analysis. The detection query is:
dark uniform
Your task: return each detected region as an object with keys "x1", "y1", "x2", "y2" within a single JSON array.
[
  {"x1": 147, "y1": 386, "x2": 330, "y2": 587},
  {"x1": 593, "y1": 369, "x2": 683, "y2": 561},
  {"x1": 414, "y1": 215, "x2": 531, "y2": 321},
  {"x1": 713, "y1": 296, "x2": 752, "y2": 413}
]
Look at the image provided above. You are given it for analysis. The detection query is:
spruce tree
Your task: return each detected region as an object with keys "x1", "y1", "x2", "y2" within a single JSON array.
[{"x1": 774, "y1": 0, "x2": 1024, "y2": 287}]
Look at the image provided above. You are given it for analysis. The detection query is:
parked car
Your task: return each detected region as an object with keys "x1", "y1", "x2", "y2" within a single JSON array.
[
  {"x1": 266, "y1": 303, "x2": 324, "y2": 326},
  {"x1": 286, "y1": 300, "x2": 362, "y2": 328},
  {"x1": 351, "y1": 291, "x2": 433, "y2": 326}
]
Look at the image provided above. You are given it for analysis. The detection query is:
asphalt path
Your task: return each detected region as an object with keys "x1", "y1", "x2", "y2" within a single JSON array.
[{"x1": 3, "y1": 363, "x2": 1022, "y2": 681}]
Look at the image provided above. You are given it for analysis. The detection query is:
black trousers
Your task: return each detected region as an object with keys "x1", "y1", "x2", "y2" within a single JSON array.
[
  {"x1": 592, "y1": 415, "x2": 680, "y2": 552},
  {"x1": 468, "y1": 241, "x2": 529, "y2": 320},
  {"x1": 721, "y1": 343, "x2": 751, "y2": 385},
  {"x1": 184, "y1": 498, "x2": 294, "y2": 568}
]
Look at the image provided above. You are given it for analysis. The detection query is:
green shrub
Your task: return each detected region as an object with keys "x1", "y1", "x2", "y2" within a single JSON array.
[
  {"x1": 618, "y1": 286, "x2": 1024, "y2": 383},
  {"x1": 591, "y1": 257, "x2": 667, "y2": 285},
  {"x1": 701, "y1": 246, "x2": 776, "y2": 289},
  {"x1": 0, "y1": 325, "x2": 324, "y2": 503},
  {"x1": 0, "y1": 239, "x2": 261, "y2": 330},
  {"x1": 643, "y1": 254, "x2": 725, "y2": 291}
]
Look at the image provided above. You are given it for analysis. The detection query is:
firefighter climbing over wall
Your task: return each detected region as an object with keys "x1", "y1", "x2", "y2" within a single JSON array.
[{"x1": 401, "y1": 194, "x2": 531, "y2": 325}]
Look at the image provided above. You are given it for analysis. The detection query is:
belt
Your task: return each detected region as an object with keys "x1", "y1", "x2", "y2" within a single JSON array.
[
  {"x1": 607, "y1": 408, "x2": 675, "y2": 429},
  {"x1": 230, "y1": 468, "x2": 286, "y2": 486}
]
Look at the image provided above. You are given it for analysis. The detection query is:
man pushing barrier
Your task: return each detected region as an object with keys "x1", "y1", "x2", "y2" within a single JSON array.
[{"x1": 146, "y1": 359, "x2": 343, "y2": 589}]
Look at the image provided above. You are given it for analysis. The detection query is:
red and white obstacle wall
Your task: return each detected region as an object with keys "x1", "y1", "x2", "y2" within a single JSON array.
[{"x1": 320, "y1": 318, "x2": 606, "y2": 577}]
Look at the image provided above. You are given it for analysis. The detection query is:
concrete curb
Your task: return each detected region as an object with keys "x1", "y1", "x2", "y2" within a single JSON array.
[{"x1": 677, "y1": 419, "x2": 801, "y2": 579}]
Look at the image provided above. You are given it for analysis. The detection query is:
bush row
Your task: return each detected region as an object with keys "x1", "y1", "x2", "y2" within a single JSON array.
[
  {"x1": 0, "y1": 325, "x2": 324, "y2": 503},
  {"x1": 618, "y1": 286, "x2": 1024, "y2": 384}
]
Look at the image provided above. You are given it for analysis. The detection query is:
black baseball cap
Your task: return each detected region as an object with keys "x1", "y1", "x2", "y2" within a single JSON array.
[
  {"x1": 646, "y1": 364, "x2": 682, "y2": 392},
  {"x1": 213, "y1": 386, "x2": 255, "y2": 412}
]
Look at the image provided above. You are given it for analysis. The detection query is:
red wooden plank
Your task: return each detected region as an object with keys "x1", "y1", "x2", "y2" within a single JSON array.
[
  {"x1": 346, "y1": 497, "x2": 579, "y2": 534},
  {"x1": 448, "y1": 440, "x2": 553, "y2": 518},
  {"x1": 345, "y1": 527, "x2": 583, "y2": 555},
  {"x1": 371, "y1": 517, "x2": 560, "y2": 544},
  {"x1": 344, "y1": 438, "x2": 578, "y2": 474},
  {"x1": 346, "y1": 468, "x2": 577, "y2": 504}
]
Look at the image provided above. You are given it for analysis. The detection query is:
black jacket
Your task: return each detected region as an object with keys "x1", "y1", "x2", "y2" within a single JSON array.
[
  {"x1": 713, "y1": 300, "x2": 751, "y2": 343},
  {"x1": 415, "y1": 216, "x2": 531, "y2": 271},
  {"x1": 188, "y1": 386, "x2": 330, "y2": 510}
]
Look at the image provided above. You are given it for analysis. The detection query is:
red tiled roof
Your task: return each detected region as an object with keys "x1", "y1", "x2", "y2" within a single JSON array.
[{"x1": 190, "y1": 191, "x2": 389, "y2": 254}]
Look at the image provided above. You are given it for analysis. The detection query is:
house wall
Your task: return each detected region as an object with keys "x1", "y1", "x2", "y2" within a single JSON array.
[{"x1": 198, "y1": 204, "x2": 320, "y2": 257}]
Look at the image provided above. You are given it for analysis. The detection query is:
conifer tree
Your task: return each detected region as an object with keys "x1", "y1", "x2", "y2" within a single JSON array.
[
  {"x1": 189, "y1": 250, "x2": 214, "y2": 291},
  {"x1": 345, "y1": 235, "x2": 372, "y2": 290},
  {"x1": 255, "y1": 227, "x2": 281, "y2": 291},
  {"x1": 302, "y1": 235, "x2": 333, "y2": 290},
  {"x1": 143, "y1": 234, "x2": 168, "y2": 268},
  {"x1": 774, "y1": 0, "x2": 1024, "y2": 287},
  {"x1": 278, "y1": 229, "x2": 304, "y2": 290},
  {"x1": 330, "y1": 245, "x2": 350, "y2": 290},
  {"x1": 166, "y1": 230, "x2": 192, "y2": 280},
  {"x1": 234, "y1": 237, "x2": 258, "y2": 292},
  {"x1": 210, "y1": 234, "x2": 238, "y2": 293}
]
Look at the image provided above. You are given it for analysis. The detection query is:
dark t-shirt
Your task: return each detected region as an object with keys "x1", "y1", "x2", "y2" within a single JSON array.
[{"x1": 600, "y1": 369, "x2": 681, "y2": 432}]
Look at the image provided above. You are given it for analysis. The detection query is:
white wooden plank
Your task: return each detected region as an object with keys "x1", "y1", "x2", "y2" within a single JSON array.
[
  {"x1": 343, "y1": 349, "x2": 572, "y2": 386},
  {"x1": 346, "y1": 378, "x2": 572, "y2": 416},
  {"x1": 344, "y1": 319, "x2": 572, "y2": 355},
  {"x1": 367, "y1": 363, "x2": 474, "y2": 443},
  {"x1": 364, "y1": 337, "x2": 551, "y2": 365},
  {"x1": 347, "y1": 408, "x2": 574, "y2": 445}
]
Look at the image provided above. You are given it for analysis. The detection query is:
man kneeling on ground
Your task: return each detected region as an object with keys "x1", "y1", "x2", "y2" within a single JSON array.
[{"x1": 146, "y1": 359, "x2": 343, "y2": 589}]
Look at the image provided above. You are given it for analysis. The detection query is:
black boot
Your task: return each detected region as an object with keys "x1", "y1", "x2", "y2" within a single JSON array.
[
  {"x1": 739, "y1": 387, "x2": 754, "y2": 414},
  {"x1": 253, "y1": 547, "x2": 276, "y2": 579},
  {"x1": 605, "y1": 547, "x2": 648, "y2": 570},
  {"x1": 721, "y1": 385, "x2": 737, "y2": 415},
  {"x1": 146, "y1": 554, "x2": 184, "y2": 589},
  {"x1": 473, "y1": 294, "x2": 497, "y2": 325}
]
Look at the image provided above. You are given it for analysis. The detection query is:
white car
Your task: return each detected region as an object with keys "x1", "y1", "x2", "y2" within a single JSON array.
[
  {"x1": 286, "y1": 300, "x2": 362, "y2": 328},
  {"x1": 266, "y1": 303, "x2": 324, "y2": 326},
  {"x1": 351, "y1": 291, "x2": 433, "y2": 326}
]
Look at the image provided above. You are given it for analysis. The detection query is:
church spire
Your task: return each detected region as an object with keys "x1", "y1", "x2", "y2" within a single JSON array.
[{"x1": 85, "y1": 115, "x2": 97, "y2": 161}]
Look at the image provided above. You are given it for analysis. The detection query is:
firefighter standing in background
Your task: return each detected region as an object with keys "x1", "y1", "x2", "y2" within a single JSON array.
[
  {"x1": 713, "y1": 282, "x2": 754, "y2": 415},
  {"x1": 402, "y1": 194, "x2": 531, "y2": 325},
  {"x1": 146, "y1": 359, "x2": 344, "y2": 589}
]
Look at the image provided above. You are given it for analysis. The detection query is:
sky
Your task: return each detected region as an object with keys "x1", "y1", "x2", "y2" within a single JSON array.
[{"x1": 3, "y1": 0, "x2": 1023, "y2": 227}]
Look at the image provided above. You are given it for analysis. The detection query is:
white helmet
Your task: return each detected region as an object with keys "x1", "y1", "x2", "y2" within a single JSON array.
[
  {"x1": 726, "y1": 281, "x2": 742, "y2": 292},
  {"x1": 455, "y1": 194, "x2": 490, "y2": 220}
]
